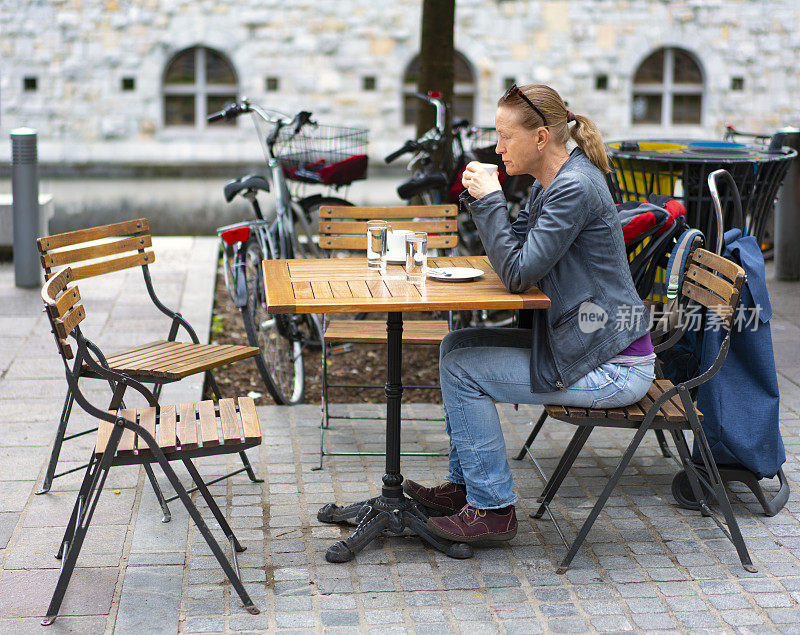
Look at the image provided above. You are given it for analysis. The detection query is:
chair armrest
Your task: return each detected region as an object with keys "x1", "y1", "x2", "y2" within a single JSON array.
[
  {"x1": 141, "y1": 266, "x2": 202, "y2": 344},
  {"x1": 82, "y1": 344, "x2": 158, "y2": 407}
]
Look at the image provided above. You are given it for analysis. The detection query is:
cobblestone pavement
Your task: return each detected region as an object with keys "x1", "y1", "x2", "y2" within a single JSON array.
[{"x1": 1, "y1": 237, "x2": 800, "y2": 633}]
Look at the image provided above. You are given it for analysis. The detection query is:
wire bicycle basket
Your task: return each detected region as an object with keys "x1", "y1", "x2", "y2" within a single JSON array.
[{"x1": 273, "y1": 124, "x2": 369, "y2": 187}]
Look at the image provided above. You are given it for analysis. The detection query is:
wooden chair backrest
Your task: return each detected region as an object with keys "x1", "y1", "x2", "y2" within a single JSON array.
[
  {"x1": 318, "y1": 205, "x2": 458, "y2": 252},
  {"x1": 37, "y1": 218, "x2": 155, "y2": 281},
  {"x1": 41, "y1": 267, "x2": 85, "y2": 361},
  {"x1": 681, "y1": 248, "x2": 745, "y2": 328}
]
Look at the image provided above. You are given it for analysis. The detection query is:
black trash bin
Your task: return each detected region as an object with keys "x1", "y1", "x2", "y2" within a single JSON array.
[
  {"x1": 775, "y1": 127, "x2": 800, "y2": 280},
  {"x1": 606, "y1": 139, "x2": 797, "y2": 248}
]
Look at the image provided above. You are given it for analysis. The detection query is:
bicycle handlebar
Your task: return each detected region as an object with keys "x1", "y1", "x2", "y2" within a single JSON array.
[
  {"x1": 384, "y1": 93, "x2": 449, "y2": 164},
  {"x1": 723, "y1": 123, "x2": 771, "y2": 142},
  {"x1": 410, "y1": 92, "x2": 446, "y2": 132},
  {"x1": 208, "y1": 101, "x2": 248, "y2": 122},
  {"x1": 207, "y1": 99, "x2": 313, "y2": 130},
  {"x1": 294, "y1": 110, "x2": 314, "y2": 133},
  {"x1": 384, "y1": 140, "x2": 420, "y2": 164}
]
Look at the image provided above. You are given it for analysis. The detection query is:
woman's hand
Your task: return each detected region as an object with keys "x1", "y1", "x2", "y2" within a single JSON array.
[{"x1": 462, "y1": 161, "x2": 502, "y2": 199}]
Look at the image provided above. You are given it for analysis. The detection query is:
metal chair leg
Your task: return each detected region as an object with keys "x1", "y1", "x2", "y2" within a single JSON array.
[
  {"x1": 533, "y1": 426, "x2": 592, "y2": 517},
  {"x1": 37, "y1": 389, "x2": 76, "y2": 495},
  {"x1": 680, "y1": 388, "x2": 755, "y2": 572},
  {"x1": 669, "y1": 429, "x2": 710, "y2": 514},
  {"x1": 204, "y1": 370, "x2": 263, "y2": 484},
  {"x1": 514, "y1": 410, "x2": 548, "y2": 461},
  {"x1": 38, "y1": 360, "x2": 114, "y2": 494},
  {"x1": 43, "y1": 438, "x2": 118, "y2": 626},
  {"x1": 238, "y1": 450, "x2": 263, "y2": 483},
  {"x1": 314, "y1": 409, "x2": 326, "y2": 472},
  {"x1": 56, "y1": 455, "x2": 101, "y2": 560},
  {"x1": 142, "y1": 461, "x2": 172, "y2": 523},
  {"x1": 557, "y1": 419, "x2": 653, "y2": 574},
  {"x1": 182, "y1": 458, "x2": 245, "y2": 552},
  {"x1": 654, "y1": 429, "x2": 672, "y2": 458},
  {"x1": 151, "y1": 451, "x2": 258, "y2": 614},
  {"x1": 313, "y1": 333, "x2": 330, "y2": 471}
]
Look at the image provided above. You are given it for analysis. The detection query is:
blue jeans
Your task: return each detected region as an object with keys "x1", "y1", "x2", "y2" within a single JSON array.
[{"x1": 439, "y1": 327, "x2": 655, "y2": 509}]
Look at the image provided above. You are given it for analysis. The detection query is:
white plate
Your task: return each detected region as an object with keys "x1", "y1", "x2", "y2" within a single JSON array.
[
  {"x1": 386, "y1": 255, "x2": 406, "y2": 265},
  {"x1": 427, "y1": 267, "x2": 484, "y2": 282}
]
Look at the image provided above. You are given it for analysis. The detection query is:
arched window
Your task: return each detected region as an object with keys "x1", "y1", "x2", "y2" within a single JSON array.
[
  {"x1": 402, "y1": 51, "x2": 475, "y2": 125},
  {"x1": 163, "y1": 46, "x2": 238, "y2": 127},
  {"x1": 632, "y1": 47, "x2": 704, "y2": 125}
]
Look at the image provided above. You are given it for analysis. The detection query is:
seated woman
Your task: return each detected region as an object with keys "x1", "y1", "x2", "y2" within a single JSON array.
[{"x1": 404, "y1": 84, "x2": 655, "y2": 544}]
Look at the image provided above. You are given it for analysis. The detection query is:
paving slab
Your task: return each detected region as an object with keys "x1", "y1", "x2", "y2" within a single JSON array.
[
  {"x1": 0, "y1": 567, "x2": 117, "y2": 618},
  {"x1": 115, "y1": 565, "x2": 183, "y2": 634}
]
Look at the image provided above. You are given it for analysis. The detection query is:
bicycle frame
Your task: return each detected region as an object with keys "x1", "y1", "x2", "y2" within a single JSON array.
[{"x1": 249, "y1": 104, "x2": 302, "y2": 260}]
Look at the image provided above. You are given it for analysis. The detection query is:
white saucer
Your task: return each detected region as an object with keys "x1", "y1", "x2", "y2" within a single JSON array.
[{"x1": 427, "y1": 267, "x2": 484, "y2": 282}]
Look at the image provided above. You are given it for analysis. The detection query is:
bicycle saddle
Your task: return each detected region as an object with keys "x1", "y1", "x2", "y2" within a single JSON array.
[
  {"x1": 397, "y1": 172, "x2": 448, "y2": 200},
  {"x1": 223, "y1": 175, "x2": 270, "y2": 202}
]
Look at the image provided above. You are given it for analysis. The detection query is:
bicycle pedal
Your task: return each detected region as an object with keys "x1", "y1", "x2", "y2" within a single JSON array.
[{"x1": 329, "y1": 343, "x2": 355, "y2": 356}]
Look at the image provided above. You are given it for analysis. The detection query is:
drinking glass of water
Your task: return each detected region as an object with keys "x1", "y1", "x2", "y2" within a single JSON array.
[
  {"x1": 366, "y1": 220, "x2": 388, "y2": 270},
  {"x1": 405, "y1": 232, "x2": 427, "y2": 285}
]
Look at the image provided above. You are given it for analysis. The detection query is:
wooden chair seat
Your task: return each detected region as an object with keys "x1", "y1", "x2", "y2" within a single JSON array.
[
  {"x1": 98, "y1": 397, "x2": 261, "y2": 458},
  {"x1": 93, "y1": 341, "x2": 259, "y2": 380},
  {"x1": 546, "y1": 379, "x2": 704, "y2": 427},
  {"x1": 324, "y1": 319, "x2": 450, "y2": 345}
]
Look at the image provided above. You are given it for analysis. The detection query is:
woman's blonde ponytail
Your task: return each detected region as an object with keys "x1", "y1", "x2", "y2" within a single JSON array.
[{"x1": 570, "y1": 114, "x2": 610, "y2": 173}]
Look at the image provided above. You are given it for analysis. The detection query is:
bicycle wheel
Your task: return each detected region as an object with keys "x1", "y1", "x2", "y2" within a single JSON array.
[
  {"x1": 241, "y1": 238, "x2": 305, "y2": 405},
  {"x1": 220, "y1": 240, "x2": 237, "y2": 303},
  {"x1": 291, "y1": 200, "x2": 320, "y2": 259}
]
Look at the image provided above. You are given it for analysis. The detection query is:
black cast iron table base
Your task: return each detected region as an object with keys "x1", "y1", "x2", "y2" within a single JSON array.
[
  {"x1": 317, "y1": 492, "x2": 474, "y2": 562},
  {"x1": 317, "y1": 312, "x2": 473, "y2": 563}
]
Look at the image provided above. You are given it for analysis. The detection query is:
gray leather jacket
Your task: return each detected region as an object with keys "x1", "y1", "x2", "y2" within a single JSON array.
[{"x1": 463, "y1": 148, "x2": 649, "y2": 392}]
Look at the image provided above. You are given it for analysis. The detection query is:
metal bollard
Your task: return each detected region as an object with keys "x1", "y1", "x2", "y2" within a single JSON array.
[
  {"x1": 11, "y1": 128, "x2": 41, "y2": 288},
  {"x1": 775, "y1": 127, "x2": 800, "y2": 280}
]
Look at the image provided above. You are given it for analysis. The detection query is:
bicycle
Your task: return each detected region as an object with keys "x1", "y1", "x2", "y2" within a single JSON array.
[
  {"x1": 209, "y1": 100, "x2": 366, "y2": 405},
  {"x1": 385, "y1": 92, "x2": 529, "y2": 255},
  {"x1": 722, "y1": 123, "x2": 773, "y2": 146}
]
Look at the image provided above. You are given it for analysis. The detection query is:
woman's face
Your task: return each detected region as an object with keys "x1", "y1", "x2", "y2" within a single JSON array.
[{"x1": 494, "y1": 105, "x2": 540, "y2": 176}]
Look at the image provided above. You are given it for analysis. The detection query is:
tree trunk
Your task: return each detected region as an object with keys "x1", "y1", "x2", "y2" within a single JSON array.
[{"x1": 416, "y1": 0, "x2": 455, "y2": 173}]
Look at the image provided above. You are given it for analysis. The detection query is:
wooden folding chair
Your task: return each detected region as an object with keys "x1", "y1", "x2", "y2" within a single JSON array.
[
  {"x1": 530, "y1": 248, "x2": 755, "y2": 574},
  {"x1": 37, "y1": 219, "x2": 262, "y2": 521},
  {"x1": 315, "y1": 205, "x2": 457, "y2": 467},
  {"x1": 40, "y1": 267, "x2": 262, "y2": 625}
]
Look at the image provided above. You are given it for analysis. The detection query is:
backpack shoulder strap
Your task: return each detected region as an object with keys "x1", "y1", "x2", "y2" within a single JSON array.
[{"x1": 665, "y1": 228, "x2": 704, "y2": 298}]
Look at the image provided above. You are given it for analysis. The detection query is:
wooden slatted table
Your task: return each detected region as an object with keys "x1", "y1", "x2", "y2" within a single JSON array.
[{"x1": 264, "y1": 256, "x2": 550, "y2": 562}]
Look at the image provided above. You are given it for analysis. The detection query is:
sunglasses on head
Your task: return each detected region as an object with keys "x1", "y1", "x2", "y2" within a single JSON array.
[{"x1": 502, "y1": 84, "x2": 548, "y2": 127}]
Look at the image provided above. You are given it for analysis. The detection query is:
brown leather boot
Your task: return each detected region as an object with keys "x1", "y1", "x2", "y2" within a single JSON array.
[
  {"x1": 402, "y1": 480, "x2": 468, "y2": 515},
  {"x1": 427, "y1": 505, "x2": 517, "y2": 544}
]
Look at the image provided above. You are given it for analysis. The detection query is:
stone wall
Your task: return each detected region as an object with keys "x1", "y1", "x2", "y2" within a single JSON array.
[{"x1": 2, "y1": 0, "x2": 799, "y2": 169}]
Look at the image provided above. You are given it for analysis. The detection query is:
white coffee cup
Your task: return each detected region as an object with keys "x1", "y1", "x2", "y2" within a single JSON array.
[
  {"x1": 387, "y1": 229, "x2": 413, "y2": 260},
  {"x1": 473, "y1": 161, "x2": 498, "y2": 175}
]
